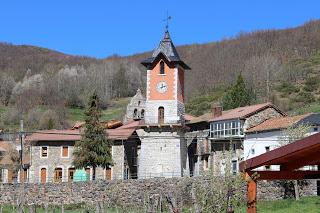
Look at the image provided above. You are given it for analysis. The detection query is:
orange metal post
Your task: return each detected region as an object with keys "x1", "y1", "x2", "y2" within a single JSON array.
[{"x1": 246, "y1": 173, "x2": 257, "y2": 213}]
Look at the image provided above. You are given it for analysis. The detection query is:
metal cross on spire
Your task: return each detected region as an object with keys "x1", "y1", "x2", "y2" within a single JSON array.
[{"x1": 163, "y1": 11, "x2": 172, "y2": 31}]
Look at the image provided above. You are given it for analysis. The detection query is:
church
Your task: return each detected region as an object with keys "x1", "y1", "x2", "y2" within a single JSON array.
[{"x1": 134, "y1": 29, "x2": 191, "y2": 178}]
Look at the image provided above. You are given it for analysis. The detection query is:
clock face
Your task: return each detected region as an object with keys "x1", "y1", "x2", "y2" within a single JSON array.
[{"x1": 156, "y1": 81, "x2": 168, "y2": 93}]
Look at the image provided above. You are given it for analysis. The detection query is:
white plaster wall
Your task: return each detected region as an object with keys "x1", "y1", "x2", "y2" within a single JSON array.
[{"x1": 244, "y1": 131, "x2": 282, "y2": 171}]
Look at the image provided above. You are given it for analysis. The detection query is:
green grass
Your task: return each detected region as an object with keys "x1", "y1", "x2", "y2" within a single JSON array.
[
  {"x1": 1, "y1": 197, "x2": 319, "y2": 212},
  {"x1": 68, "y1": 97, "x2": 130, "y2": 123},
  {"x1": 288, "y1": 103, "x2": 320, "y2": 116},
  {"x1": 235, "y1": 196, "x2": 320, "y2": 213}
]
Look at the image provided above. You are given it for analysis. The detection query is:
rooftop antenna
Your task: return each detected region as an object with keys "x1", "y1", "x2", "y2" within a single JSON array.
[{"x1": 163, "y1": 11, "x2": 172, "y2": 31}]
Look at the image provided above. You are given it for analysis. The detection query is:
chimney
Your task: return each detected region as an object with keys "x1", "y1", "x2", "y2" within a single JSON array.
[{"x1": 212, "y1": 104, "x2": 223, "y2": 118}]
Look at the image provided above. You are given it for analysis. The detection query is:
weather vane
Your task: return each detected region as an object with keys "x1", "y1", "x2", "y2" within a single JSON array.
[{"x1": 163, "y1": 11, "x2": 172, "y2": 31}]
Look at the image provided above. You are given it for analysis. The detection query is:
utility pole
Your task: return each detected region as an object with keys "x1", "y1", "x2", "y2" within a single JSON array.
[{"x1": 19, "y1": 119, "x2": 24, "y2": 183}]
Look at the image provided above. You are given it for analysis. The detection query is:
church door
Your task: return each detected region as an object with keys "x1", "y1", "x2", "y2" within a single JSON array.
[{"x1": 158, "y1": 107, "x2": 164, "y2": 124}]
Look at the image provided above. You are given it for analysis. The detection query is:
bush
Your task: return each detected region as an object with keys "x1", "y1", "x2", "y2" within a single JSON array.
[
  {"x1": 292, "y1": 91, "x2": 315, "y2": 104},
  {"x1": 303, "y1": 77, "x2": 319, "y2": 92},
  {"x1": 277, "y1": 82, "x2": 299, "y2": 95},
  {"x1": 39, "y1": 109, "x2": 60, "y2": 130}
]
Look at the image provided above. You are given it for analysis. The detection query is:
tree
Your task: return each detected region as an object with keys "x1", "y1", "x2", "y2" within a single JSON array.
[
  {"x1": 222, "y1": 72, "x2": 255, "y2": 110},
  {"x1": 73, "y1": 92, "x2": 113, "y2": 180}
]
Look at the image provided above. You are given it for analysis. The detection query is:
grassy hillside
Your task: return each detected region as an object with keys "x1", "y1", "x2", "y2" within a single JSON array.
[{"x1": 0, "y1": 97, "x2": 130, "y2": 131}]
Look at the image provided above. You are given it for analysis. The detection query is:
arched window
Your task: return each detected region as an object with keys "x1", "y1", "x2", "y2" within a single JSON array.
[
  {"x1": 54, "y1": 168, "x2": 62, "y2": 183},
  {"x1": 158, "y1": 107, "x2": 164, "y2": 124},
  {"x1": 160, "y1": 61, "x2": 165, "y2": 75},
  {"x1": 133, "y1": 109, "x2": 138, "y2": 118},
  {"x1": 141, "y1": 109, "x2": 145, "y2": 119}
]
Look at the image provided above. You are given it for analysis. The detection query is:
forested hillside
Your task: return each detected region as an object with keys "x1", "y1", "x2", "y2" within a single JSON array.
[{"x1": 1, "y1": 20, "x2": 320, "y2": 130}]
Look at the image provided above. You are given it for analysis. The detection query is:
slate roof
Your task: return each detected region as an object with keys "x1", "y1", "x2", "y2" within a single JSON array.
[
  {"x1": 246, "y1": 113, "x2": 319, "y2": 133},
  {"x1": 141, "y1": 30, "x2": 190, "y2": 70}
]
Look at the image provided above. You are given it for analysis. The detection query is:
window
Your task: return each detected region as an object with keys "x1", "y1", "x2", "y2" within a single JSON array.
[
  {"x1": 133, "y1": 109, "x2": 138, "y2": 118},
  {"x1": 158, "y1": 107, "x2": 164, "y2": 124},
  {"x1": 54, "y1": 168, "x2": 63, "y2": 183},
  {"x1": 251, "y1": 148, "x2": 255, "y2": 155},
  {"x1": 160, "y1": 61, "x2": 165, "y2": 74},
  {"x1": 265, "y1": 165, "x2": 270, "y2": 170},
  {"x1": 233, "y1": 143, "x2": 237, "y2": 153},
  {"x1": 265, "y1": 146, "x2": 270, "y2": 152},
  {"x1": 232, "y1": 160, "x2": 237, "y2": 174},
  {"x1": 62, "y1": 146, "x2": 69, "y2": 157},
  {"x1": 314, "y1": 127, "x2": 318, "y2": 132},
  {"x1": 141, "y1": 109, "x2": 145, "y2": 119},
  {"x1": 68, "y1": 168, "x2": 75, "y2": 182},
  {"x1": 210, "y1": 120, "x2": 242, "y2": 139},
  {"x1": 41, "y1": 147, "x2": 48, "y2": 158}
]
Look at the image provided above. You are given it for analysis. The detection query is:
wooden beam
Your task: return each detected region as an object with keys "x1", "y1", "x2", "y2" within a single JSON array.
[
  {"x1": 247, "y1": 170, "x2": 320, "y2": 180},
  {"x1": 246, "y1": 173, "x2": 257, "y2": 213},
  {"x1": 281, "y1": 152, "x2": 320, "y2": 171}
]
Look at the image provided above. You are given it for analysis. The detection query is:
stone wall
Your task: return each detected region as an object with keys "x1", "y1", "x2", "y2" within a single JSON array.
[
  {"x1": 136, "y1": 128, "x2": 188, "y2": 178},
  {"x1": 0, "y1": 177, "x2": 317, "y2": 207},
  {"x1": 244, "y1": 107, "x2": 283, "y2": 130}
]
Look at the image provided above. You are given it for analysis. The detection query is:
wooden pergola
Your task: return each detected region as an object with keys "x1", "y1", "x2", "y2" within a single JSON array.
[{"x1": 239, "y1": 132, "x2": 320, "y2": 213}]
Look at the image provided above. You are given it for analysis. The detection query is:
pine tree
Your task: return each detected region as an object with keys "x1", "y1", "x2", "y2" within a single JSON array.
[
  {"x1": 73, "y1": 92, "x2": 113, "y2": 180},
  {"x1": 222, "y1": 73, "x2": 255, "y2": 110}
]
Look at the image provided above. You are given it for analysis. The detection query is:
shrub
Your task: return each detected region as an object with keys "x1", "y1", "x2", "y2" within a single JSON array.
[
  {"x1": 292, "y1": 91, "x2": 315, "y2": 104},
  {"x1": 39, "y1": 110, "x2": 60, "y2": 130},
  {"x1": 277, "y1": 82, "x2": 299, "y2": 95},
  {"x1": 303, "y1": 77, "x2": 319, "y2": 92}
]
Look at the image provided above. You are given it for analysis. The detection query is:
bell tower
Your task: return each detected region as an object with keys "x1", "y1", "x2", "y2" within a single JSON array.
[
  {"x1": 141, "y1": 30, "x2": 191, "y2": 124},
  {"x1": 137, "y1": 29, "x2": 191, "y2": 179}
]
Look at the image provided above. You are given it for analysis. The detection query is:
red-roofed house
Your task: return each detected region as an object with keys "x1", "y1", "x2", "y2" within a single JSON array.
[
  {"x1": 27, "y1": 120, "x2": 141, "y2": 183},
  {"x1": 244, "y1": 113, "x2": 320, "y2": 171},
  {"x1": 186, "y1": 102, "x2": 286, "y2": 176}
]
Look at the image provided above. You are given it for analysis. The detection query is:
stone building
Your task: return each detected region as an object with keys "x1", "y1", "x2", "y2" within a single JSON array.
[
  {"x1": 137, "y1": 29, "x2": 191, "y2": 178},
  {"x1": 186, "y1": 102, "x2": 286, "y2": 176},
  {"x1": 123, "y1": 89, "x2": 146, "y2": 123},
  {"x1": 27, "y1": 120, "x2": 141, "y2": 183},
  {"x1": 0, "y1": 139, "x2": 30, "y2": 183}
]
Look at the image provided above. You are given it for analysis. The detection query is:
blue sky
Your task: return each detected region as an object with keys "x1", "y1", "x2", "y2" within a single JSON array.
[{"x1": 1, "y1": 0, "x2": 319, "y2": 58}]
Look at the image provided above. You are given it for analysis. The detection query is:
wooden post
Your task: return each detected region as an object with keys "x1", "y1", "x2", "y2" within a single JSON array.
[{"x1": 246, "y1": 173, "x2": 257, "y2": 213}]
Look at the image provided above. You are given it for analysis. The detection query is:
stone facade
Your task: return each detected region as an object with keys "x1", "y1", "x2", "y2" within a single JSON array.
[
  {"x1": 136, "y1": 128, "x2": 188, "y2": 178},
  {"x1": 185, "y1": 130, "x2": 210, "y2": 176},
  {"x1": 244, "y1": 107, "x2": 283, "y2": 130},
  {"x1": 123, "y1": 89, "x2": 146, "y2": 123},
  {"x1": 29, "y1": 141, "x2": 123, "y2": 183}
]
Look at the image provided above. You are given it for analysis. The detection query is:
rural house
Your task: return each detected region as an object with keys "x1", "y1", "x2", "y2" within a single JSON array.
[
  {"x1": 186, "y1": 102, "x2": 286, "y2": 176},
  {"x1": 244, "y1": 113, "x2": 320, "y2": 171},
  {"x1": 27, "y1": 120, "x2": 141, "y2": 183}
]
